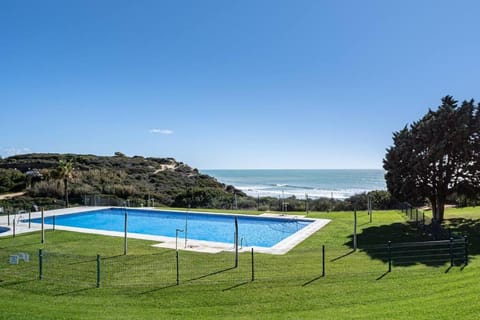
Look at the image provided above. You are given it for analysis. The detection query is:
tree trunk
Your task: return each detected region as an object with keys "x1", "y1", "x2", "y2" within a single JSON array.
[
  {"x1": 436, "y1": 195, "x2": 445, "y2": 222},
  {"x1": 429, "y1": 196, "x2": 442, "y2": 239},
  {"x1": 64, "y1": 178, "x2": 69, "y2": 208},
  {"x1": 430, "y1": 196, "x2": 437, "y2": 221}
]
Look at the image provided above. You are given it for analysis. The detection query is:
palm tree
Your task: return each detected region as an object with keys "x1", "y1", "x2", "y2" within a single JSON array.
[{"x1": 57, "y1": 159, "x2": 74, "y2": 207}]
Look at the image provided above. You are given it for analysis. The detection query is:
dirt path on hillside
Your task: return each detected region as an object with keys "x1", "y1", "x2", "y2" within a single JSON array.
[{"x1": 0, "y1": 191, "x2": 26, "y2": 200}]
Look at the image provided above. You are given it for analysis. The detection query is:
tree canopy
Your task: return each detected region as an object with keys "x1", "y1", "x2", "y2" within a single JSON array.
[{"x1": 383, "y1": 96, "x2": 480, "y2": 222}]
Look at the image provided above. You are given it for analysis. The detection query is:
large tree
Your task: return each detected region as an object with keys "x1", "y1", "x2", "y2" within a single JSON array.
[{"x1": 384, "y1": 96, "x2": 480, "y2": 222}]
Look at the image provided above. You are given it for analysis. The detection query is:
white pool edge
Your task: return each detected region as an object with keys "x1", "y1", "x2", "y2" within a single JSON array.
[{"x1": 0, "y1": 206, "x2": 331, "y2": 255}]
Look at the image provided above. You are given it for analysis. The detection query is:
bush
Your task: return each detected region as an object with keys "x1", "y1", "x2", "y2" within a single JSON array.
[
  {"x1": 0, "y1": 169, "x2": 26, "y2": 193},
  {"x1": 29, "y1": 180, "x2": 64, "y2": 198}
]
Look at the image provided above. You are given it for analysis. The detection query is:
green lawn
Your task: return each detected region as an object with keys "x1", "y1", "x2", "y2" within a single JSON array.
[{"x1": 0, "y1": 208, "x2": 479, "y2": 319}]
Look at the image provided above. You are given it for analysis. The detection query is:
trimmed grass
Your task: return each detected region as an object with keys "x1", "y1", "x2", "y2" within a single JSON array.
[{"x1": 0, "y1": 208, "x2": 479, "y2": 319}]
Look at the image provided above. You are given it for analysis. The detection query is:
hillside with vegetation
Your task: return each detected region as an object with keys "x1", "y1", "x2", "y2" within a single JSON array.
[
  {"x1": 0, "y1": 153, "x2": 242, "y2": 209},
  {"x1": 0, "y1": 153, "x2": 400, "y2": 212}
]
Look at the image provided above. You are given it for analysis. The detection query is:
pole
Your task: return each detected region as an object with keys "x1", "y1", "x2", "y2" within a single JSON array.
[
  {"x1": 251, "y1": 248, "x2": 255, "y2": 282},
  {"x1": 322, "y1": 245, "x2": 325, "y2": 277},
  {"x1": 257, "y1": 193, "x2": 260, "y2": 211},
  {"x1": 184, "y1": 214, "x2": 188, "y2": 248},
  {"x1": 39, "y1": 249, "x2": 43, "y2": 280},
  {"x1": 330, "y1": 192, "x2": 333, "y2": 212},
  {"x1": 234, "y1": 216, "x2": 239, "y2": 268},
  {"x1": 305, "y1": 194, "x2": 309, "y2": 215},
  {"x1": 176, "y1": 250, "x2": 180, "y2": 285},
  {"x1": 123, "y1": 208, "x2": 128, "y2": 255},
  {"x1": 464, "y1": 236, "x2": 469, "y2": 266},
  {"x1": 388, "y1": 241, "x2": 392, "y2": 272},
  {"x1": 369, "y1": 195, "x2": 372, "y2": 223},
  {"x1": 28, "y1": 211, "x2": 31, "y2": 229},
  {"x1": 353, "y1": 209, "x2": 357, "y2": 251},
  {"x1": 7, "y1": 211, "x2": 10, "y2": 226},
  {"x1": 97, "y1": 254, "x2": 101, "y2": 288},
  {"x1": 13, "y1": 216, "x2": 16, "y2": 238},
  {"x1": 176, "y1": 229, "x2": 184, "y2": 251},
  {"x1": 449, "y1": 238, "x2": 454, "y2": 267},
  {"x1": 367, "y1": 195, "x2": 370, "y2": 216},
  {"x1": 53, "y1": 215, "x2": 56, "y2": 231},
  {"x1": 41, "y1": 208, "x2": 45, "y2": 244}
]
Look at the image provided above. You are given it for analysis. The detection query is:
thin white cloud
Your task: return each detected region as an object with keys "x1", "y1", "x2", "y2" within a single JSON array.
[
  {"x1": 149, "y1": 129, "x2": 174, "y2": 135},
  {"x1": 1, "y1": 147, "x2": 31, "y2": 157}
]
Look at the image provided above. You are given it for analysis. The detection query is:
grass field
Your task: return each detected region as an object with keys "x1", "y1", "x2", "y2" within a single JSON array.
[{"x1": 0, "y1": 207, "x2": 479, "y2": 319}]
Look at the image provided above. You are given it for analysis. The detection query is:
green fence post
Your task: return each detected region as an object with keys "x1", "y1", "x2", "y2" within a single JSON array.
[
  {"x1": 12, "y1": 218, "x2": 15, "y2": 238},
  {"x1": 53, "y1": 215, "x2": 56, "y2": 231},
  {"x1": 123, "y1": 209, "x2": 128, "y2": 255},
  {"x1": 449, "y1": 238, "x2": 454, "y2": 267},
  {"x1": 39, "y1": 249, "x2": 43, "y2": 280},
  {"x1": 97, "y1": 254, "x2": 101, "y2": 288},
  {"x1": 353, "y1": 209, "x2": 357, "y2": 251},
  {"x1": 7, "y1": 211, "x2": 10, "y2": 226},
  {"x1": 41, "y1": 208, "x2": 45, "y2": 244},
  {"x1": 28, "y1": 211, "x2": 31, "y2": 229},
  {"x1": 322, "y1": 245, "x2": 325, "y2": 277},
  {"x1": 234, "y1": 216, "x2": 239, "y2": 268},
  {"x1": 387, "y1": 241, "x2": 392, "y2": 272},
  {"x1": 464, "y1": 236, "x2": 469, "y2": 266},
  {"x1": 176, "y1": 250, "x2": 180, "y2": 285},
  {"x1": 251, "y1": 248, "x2": 255, "y2": 282}
]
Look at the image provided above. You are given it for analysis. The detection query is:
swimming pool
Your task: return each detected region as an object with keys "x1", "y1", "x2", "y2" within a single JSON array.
[{"x1": 31, "y1": 208, "x2": 316, "y2": 248}]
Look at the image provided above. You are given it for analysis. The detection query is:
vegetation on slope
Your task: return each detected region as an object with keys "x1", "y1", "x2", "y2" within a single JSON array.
[
  {"x1": 0, "y1": 153, "x2": 241, "y2": 208},
  {"x1": 0, "y1": 153, "x2": 400, "y2": 212}
]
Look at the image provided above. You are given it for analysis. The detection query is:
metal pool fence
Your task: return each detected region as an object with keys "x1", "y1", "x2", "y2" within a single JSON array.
[{"x1": 0, "y1": 238, "x2": 469, "y2": 291}]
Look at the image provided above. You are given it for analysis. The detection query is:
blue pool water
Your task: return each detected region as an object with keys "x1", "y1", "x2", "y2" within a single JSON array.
[{"x1": 31, "y1": 208, "x2": 312, "y2": 248}]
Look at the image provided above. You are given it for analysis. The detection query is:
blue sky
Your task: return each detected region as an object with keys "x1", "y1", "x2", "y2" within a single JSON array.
[{"x1": 1, "y1": 0, "x2": 479, "y2": 169}]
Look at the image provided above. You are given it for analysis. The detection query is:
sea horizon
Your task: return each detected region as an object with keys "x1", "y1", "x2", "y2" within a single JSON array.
[{"x1": 202, "y1": 169, "x2": 386, "y2": 200}]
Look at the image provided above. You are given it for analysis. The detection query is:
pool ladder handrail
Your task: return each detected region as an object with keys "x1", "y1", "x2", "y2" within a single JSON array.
[{"x1": 240, "y1": 236, "x2": 247, "y2": 249}]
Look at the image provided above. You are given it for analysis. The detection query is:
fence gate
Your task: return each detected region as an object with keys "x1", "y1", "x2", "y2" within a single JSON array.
[{"x1": 389, "y1": 238, "x2": 468, "y2": 267}]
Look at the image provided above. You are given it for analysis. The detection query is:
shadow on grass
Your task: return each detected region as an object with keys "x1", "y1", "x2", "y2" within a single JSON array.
[
  {"x1": 104, "y1": 251, "x2": 172, "y2": 260},
  {"x1": 54, "y1": 286, "x2": 95, "y2": 296},
  {"x1": 222, "y1": 281, "x2": 249, "y2": 291},
  {"x1": 376, "y1": 271, "x2": 389, "y2": 281},
  {"x1": 139, "y1": 283, "x2": 179, "y2": 294},
  {"x1": 302, "y1": 275, "x2": 324, "y2": 286},
  {"x1": 185, "y1": 266, "x2": 236, "y2": 282},
  {"x1": 345, "y1": 217, "x2": 480, "y2": 267},
  {"x1": 446, "y1": 218, "x2": 480, "y2": 253},
  {"x1": 330, "y1": 249, "x2": 355, "y2": 262},
  {"x1": 0, "y1": 278, "x2": 37, "y2": 288}
]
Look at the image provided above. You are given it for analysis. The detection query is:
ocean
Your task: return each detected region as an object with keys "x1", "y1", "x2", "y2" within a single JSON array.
[{"x1": 202, "y1": 169, "x2": 386, "y2": 200}]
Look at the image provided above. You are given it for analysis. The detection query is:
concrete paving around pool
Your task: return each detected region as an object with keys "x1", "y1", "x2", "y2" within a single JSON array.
[{"x1": 0, "y1": 207, "x2": 331, "y2": 255}]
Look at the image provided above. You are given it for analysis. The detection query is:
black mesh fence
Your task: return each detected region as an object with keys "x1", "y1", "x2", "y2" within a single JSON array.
[
  {"x1": 41, "y1": 251, "x2": 97, "y2": 288},
  {"x1": 0, "y1": 239, "x2": 469, "y2": 290},
  {"x1": 400, "y1": 207, "x2": 431, "y2": 229}
]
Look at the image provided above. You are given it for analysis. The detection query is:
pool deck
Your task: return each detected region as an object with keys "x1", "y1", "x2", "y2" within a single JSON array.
[{"x1": 0, "y1": 207, "x2": 330, "y2": 255}]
